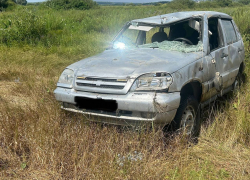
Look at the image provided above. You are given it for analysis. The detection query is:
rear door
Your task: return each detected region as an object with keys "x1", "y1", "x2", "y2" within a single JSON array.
[{"x1": 218, "y1": 19, "x2": 242, "y2": 88}]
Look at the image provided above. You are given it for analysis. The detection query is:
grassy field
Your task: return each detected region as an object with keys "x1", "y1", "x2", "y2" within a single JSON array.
[{"x1": 1, "y1": 4, "x2": 250, "y2": 179}]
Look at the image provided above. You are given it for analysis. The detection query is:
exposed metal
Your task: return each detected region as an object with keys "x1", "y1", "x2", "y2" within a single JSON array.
[
  {"x1": 54, "y1": 11, "x2": 245, "y2": 127},
  {"x1": 130, "y1": 11, "x2": 232, "y2": 26}
]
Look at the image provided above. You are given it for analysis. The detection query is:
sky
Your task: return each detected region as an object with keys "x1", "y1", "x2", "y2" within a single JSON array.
[{"x1": 27, "y1": 0, "x2": 163, "y2": 3}]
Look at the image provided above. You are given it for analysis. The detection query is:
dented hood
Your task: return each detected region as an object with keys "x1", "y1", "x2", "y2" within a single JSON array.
[{"x1": 68, "y1": 48, "x2": 203, "y2": 78}]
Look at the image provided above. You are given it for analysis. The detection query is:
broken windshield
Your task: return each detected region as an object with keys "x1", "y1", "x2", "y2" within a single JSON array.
[
  {"x1": 139, "y1": 41, "x2": 203, "y2": 53},
  {"x1": 113, "y1": 19, "x2": 203, "y2": 53}
]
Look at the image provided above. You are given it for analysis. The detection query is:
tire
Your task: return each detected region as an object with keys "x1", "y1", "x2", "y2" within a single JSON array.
[
  {"x1": 165, "y1": 95, "x2": 201, "y2": 138},
  {"x1": 233, "y1": 72, "x2": 245, "y2": 91}
]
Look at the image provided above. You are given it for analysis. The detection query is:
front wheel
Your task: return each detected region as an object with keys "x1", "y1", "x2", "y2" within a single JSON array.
[{"x1": 165, "y1": 96, "x2": 201, "y2": 138}]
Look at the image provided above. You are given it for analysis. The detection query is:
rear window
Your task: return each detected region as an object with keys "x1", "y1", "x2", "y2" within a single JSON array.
[{"x1": 221, "y1": 20, "x2": 237, "y2": 44}]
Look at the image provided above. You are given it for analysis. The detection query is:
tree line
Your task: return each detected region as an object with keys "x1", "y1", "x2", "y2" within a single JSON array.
[
  {"x1": 1, "y1": 0, "x2": 250, "y2": 11},
  {"x1": 0, "y1": 0, "x2": 27, "y2": 9},
  {"x1": 0, "y1": 0, "x2": 98, "y2": 10}
]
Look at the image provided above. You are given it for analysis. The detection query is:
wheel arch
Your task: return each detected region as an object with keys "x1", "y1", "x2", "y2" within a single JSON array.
[
  {"x1": 180, "y1": 81, "x2": 203, "y2": 103},
  {"x1": 239, "y1": 62, "x2": 245, "y2": 74}
]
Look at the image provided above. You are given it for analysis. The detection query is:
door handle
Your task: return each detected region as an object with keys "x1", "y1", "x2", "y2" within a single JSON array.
[{"x1": 221, "y1": 53, "x2": 228, "y2": 58}]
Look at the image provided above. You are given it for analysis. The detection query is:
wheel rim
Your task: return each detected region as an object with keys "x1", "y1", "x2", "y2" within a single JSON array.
[
  {"x1": 180, "y1": 105, "x2": 195, "y2": 135},
  {"x1": 234, "y1": 78, "x2": 240, "y2": 91}
]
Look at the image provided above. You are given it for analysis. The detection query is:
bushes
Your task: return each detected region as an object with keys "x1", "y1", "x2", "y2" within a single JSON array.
[
  {"x1": 171, "y1": 0, "x2": 195, "y2": 8},
  {"x1": 0, "y1": 0, "x2": 8, "y2": 8},
  {"x1": 238, "y1": 0, "x2": 250, "y2": 5},
  {"x1": 215, "y1": 0, "x2": 233, "y2": 7},
  {"x1": 0, "y1": 9, "x2": 65, "y2": 46},
  {"x1": 14, "y1": 0, "x2": 27, "y2": 5},
  {"x1": 0, "y1": 0, "x2": 15, "y2": 9},
  {"x1": 165, "y1": 0, "x2": 241, "y2": 9},
  {"x1": 1, "y1": 3, "x2": 250, "y2": 51},
  {"x1": 45, "y1": 0, "x2": 98, "y2": 10},
  {"x1": 0, "y1": 0, "x2": 26, "y2": 10}
]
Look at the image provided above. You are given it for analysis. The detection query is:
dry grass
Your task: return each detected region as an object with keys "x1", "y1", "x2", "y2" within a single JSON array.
[
  {"x1": 0, "y1": 48, "x2": 250, "y2": 180},
  {"x1": 1, "y1": 5, "x2": 250, "y2": 180}
]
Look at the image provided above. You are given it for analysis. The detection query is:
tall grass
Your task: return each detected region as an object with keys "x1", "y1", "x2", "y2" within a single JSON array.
[{"x1": 0, "y1": 4, "x2": 250, "y2": 179}]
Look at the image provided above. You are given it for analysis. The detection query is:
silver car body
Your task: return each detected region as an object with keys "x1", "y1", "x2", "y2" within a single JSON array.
[{"x1": 54, "y1": 11, "x2": 245, "y2": 126}]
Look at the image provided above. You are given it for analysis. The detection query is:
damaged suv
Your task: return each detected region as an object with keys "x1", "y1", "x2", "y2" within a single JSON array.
[{"x1": 54, "y1": 11, "x2": 245, "y2": 136}]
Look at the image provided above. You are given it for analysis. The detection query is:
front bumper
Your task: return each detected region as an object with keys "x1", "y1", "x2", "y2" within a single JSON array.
[{"x1": 54, "y1": 87, "x2": 180, "y2": 126}]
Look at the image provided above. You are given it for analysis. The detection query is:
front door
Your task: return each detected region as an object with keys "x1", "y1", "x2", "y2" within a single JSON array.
[{"x1": 208, "y1": 17, "x2": 226, "y2": 92}]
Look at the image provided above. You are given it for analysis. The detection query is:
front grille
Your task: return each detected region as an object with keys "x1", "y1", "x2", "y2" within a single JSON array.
[
  {"x1": 75, "y1": 97, "x2": 117, "y2": 112},
  {"x1": 77, "y1": 77, "x2": 127, "y2": 83},
  {"x1": 75, "y1": 76, "x2": 130, "y2": 94},
  {"x1": 76, "y1": 83, "x2": 124, "y2": 89}
]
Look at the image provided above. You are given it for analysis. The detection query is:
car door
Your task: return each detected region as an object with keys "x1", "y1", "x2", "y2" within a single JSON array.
[
  {"x1": 207, "y1": 17, "x2": 241, "y2": 92},
  {"x1": 231, "y1": 20, "x2": 245, "y2": 64},
  {"x1": 219, "y1": 19, "x2": 243, "y2": 88},
  {"x1": 198, "y1": 16, "x2": 224, "y2": 102},
  {"x1": 207, "y1": 17, "x2": 226, "y2": 93}
]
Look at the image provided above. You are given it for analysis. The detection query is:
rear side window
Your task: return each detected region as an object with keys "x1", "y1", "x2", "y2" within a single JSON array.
[{"x1": 221, "y1": 20, "x2": 237, "y2": 44}]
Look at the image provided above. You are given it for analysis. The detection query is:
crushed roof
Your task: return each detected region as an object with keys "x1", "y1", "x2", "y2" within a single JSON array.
[{"x1": 131, "y1": 11, "x2": 231, "y2": 25}]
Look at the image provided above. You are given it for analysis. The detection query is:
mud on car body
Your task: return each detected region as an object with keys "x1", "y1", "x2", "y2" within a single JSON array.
[{"x1": 54, "y1": 11, "x2": 245, "y2": 137}]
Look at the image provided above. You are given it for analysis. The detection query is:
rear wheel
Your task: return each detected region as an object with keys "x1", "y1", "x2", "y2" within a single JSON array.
[
  {"x1": 165, "y1": 96, "x2": 201, "y2": 138},
  {"x1": 233, "y1": 72, "x2": 245, "y2": 91}
]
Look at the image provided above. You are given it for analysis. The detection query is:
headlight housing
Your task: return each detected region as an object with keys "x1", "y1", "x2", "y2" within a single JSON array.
[
  {"x1": 58, "y1": 69, "x2": 74, "y2": 87},
  {"x1": 130, "y1": 73, "x2": 173, "y2": 91}
]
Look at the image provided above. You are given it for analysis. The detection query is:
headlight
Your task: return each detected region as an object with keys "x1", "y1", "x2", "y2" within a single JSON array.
[
  {"x1": 58, "y1": 69, "x2": 74, "y2": 87},
  {"x1": 130, "y1": 73, "x2": 173, "y2": 91}
]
